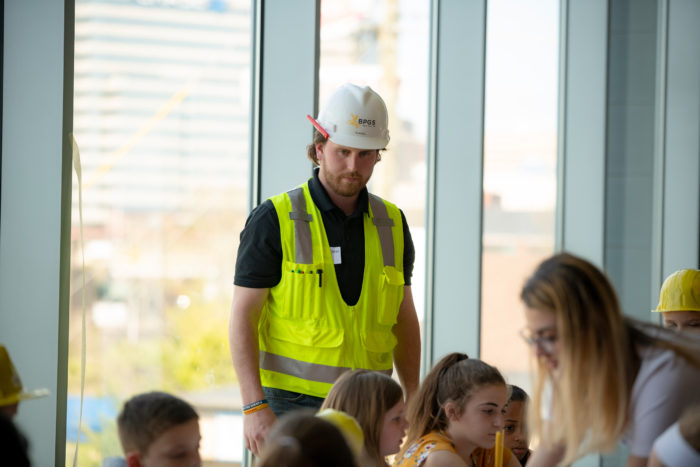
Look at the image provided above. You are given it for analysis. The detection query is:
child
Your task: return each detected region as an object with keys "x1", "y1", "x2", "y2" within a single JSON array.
[
  {"x1": 321, "y1": 369, "x2": 408, "y2": 467},
  {"x1": 653, "y1": 268, "x2": 700, "y2": 333},
  {"x1": 117, "y1": 391, "x2": 201, "y2": 467},
  {"x1": 502, "y1": 385, "x2": 531, "y2": 466},
  {"x1": 257, "y1": 409, "x2": 357, "y2": 467},
  {"x1": 394, "y1": 353, "x2": 520, "y2": 467},
  {"x1": 520, "y1": 253, "x2": 700, "y2": 467}
]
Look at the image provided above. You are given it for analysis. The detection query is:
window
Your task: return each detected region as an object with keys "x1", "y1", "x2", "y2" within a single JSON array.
[
  {"x1": 68, "y1": 0, "x2": 251, "y2": 464},
  {"x1": 480, "y1": 0, "x2": 559, "y2": 391},
  {"x1": 319, "y1": 0, "x2": 430, "y2": 325}
]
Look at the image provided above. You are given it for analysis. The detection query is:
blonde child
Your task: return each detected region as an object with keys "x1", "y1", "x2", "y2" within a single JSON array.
[
  {"x1": 502, "y1": 385, "x2": 531, "y2": 466},
  {"x1": 321, "y1": 369, "x2": 408, "y2": 466},
  {"x1": 117, "y1": 391, "x2": 201, "y2": 467},
  {"x1": 394, "y1": 353, "x2": 520, "y2": 467},
  {"x1": 520, "y1": 253, "x2": 700, "y2": 467},
  {"x1": 653, "y1": 269, "x2": 700, "y2": 333}
]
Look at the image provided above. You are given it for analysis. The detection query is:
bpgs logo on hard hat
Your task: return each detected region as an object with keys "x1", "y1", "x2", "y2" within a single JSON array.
[
  {"x1": 347, "y1": 114, "x2": 376, "y2": 129},
  {"x1": 309, "y1": 83, "x2": 390, "y2": 150}
]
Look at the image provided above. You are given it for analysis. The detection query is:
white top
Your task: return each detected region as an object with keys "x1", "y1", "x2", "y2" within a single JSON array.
[
  {"x1": 622, "y1": 342, "x2": 700, "y2": 457},
  {"x1": 652, "y1": 422, "x2": 700, "y2": 466}
]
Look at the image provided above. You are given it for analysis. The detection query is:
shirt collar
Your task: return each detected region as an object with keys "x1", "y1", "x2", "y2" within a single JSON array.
[{"x1": 309, "y1": 167, "x2": 369, "y2": 216}]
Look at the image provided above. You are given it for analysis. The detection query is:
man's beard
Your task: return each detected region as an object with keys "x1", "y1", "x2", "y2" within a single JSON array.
[{"x1": 324, "y1": 171, "x2": 368, "y2": 197}]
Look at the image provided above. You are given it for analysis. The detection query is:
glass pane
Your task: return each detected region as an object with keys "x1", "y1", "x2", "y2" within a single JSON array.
[
  {"x1": 319, "y1": 0, "x2": 429, "y2": 325},
  {"x1": 69, "y1": 1, "x2": 250, "y2": 465},
  {"x1": 481, "y1": 0, "x2": 559, "y2": 392}
]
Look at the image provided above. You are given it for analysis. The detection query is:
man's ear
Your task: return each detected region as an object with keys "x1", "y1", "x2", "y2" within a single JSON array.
[
  {"x1": 315, "y1": 142, "x2": 324, "y2": 160},
  {"x1": 125, "y1": 451, "x2": 141, "y2": 467}
]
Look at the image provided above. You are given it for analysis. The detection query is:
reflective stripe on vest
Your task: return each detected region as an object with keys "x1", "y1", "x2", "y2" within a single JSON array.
[
  {"x1": 286, "y1": 187, "x2": 396, "y2": 267},
  {"x1": 259, "y1": 350, "x2": 392, "y2": 384},
  {"x1": 287, "y1": 187, "x2": 313, "y2": 264},
  {"x1": 369, "y1": 193, "x2": 395, "y2": 267}
]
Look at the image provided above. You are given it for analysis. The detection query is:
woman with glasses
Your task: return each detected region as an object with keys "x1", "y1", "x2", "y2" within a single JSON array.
[{"x1": 519, "y1": 253, "x2": 700, "y2": 467}]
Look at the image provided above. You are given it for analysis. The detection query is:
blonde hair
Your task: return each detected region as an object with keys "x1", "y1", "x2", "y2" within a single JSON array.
[
  {"x1": 521, "y1": 253, "x2": 700, "y2": 464},
  {"x1": 399, "y1": 353, "x2": 506, "y2": 458},
  {"x1": 321, "y1": 370, "x2": 403, "y2": 467}
]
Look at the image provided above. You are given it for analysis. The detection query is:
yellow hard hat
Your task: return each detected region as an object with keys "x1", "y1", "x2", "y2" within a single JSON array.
[
  {"x1": 0, "y1": 345, "x2": 50, "y2": 407},
  {"x1": 654, "y1": 269, "x2": 700, "y2": 312},
  {"x1": 315, "y1": 408, "x2": 364, "y2": 459}
]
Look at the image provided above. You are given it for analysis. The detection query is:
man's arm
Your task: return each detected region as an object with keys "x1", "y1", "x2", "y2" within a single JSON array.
[
  {"x1": 392, "y1": 285, "x2": 421, "y2": 401},
  {"x1": 229, "y1": 285, "x2": 275, "y2": 456}
]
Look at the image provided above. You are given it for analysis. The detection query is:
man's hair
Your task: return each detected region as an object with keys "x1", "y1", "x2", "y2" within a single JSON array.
[
  {"x1": 117, "y1": 391, "x2": 198, "y2": 455},
  {"x1": 306, "y1": 130, "x2": 327, "y2": 166}
]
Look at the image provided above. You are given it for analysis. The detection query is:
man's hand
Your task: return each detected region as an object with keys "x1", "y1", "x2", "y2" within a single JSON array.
[{"x1": 244, "y1": 406, "x2": 277, "y2": 456}]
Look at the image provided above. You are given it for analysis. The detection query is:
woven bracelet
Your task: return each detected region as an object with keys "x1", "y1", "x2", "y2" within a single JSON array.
[{"x1": 242, "y1": 399, "x2": 269, "y2": 415}]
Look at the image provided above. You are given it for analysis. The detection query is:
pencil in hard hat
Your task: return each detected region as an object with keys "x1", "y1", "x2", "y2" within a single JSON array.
[{"x1": 0, "y1": 344, "x2": 50, "y2": 407}]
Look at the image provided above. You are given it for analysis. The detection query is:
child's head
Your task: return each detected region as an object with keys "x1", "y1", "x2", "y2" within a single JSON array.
[
  {"x1": 257, "y1": 410, "x2": 357, "y2": 467},
  {"x1": 117, "y1": 391, "x2": 200, "y2": 467},
  {"x1": 403, "y1": 353, "x2": 507, "y2": 451},
  {"x1": 503, "y1": 385, "x2": 530, "y2": 462},
  {"x1": 321, "y1": 370, "x2": 406, "y2": 466},
  {"x1": 654, "y1": 269, "x2": 700, "y2": 333}
]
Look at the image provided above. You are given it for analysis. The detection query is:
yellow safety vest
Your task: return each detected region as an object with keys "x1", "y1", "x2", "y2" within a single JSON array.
[{"x1": 258, "y1": 182, "x2": 405, "y2": 398}]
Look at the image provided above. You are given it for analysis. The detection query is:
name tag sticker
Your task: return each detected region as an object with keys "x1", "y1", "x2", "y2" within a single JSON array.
[{"x1": 330, "y1": 246, "x2": 342, "y2": 264}]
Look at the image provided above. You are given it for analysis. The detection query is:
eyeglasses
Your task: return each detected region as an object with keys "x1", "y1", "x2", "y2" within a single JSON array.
[{"x1": 519, "y1": 327, "x2": 558, "y2": 355}]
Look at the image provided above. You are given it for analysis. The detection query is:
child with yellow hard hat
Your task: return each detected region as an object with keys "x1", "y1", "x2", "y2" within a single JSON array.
[
  {"x1": 654, "y1": 269, "x2": 700, "y2": 333},
  {"x1": 0, "y1": 344, "x2": 49, "y2": 419}
]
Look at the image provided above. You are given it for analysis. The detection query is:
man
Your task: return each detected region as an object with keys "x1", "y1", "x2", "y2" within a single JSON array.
[{"x1": 229, "y1": 83, "x2": 420, "y2": 455}]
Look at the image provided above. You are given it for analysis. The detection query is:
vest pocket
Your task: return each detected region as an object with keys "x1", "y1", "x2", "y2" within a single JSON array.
[
  {"x1": 281, "y1": 260, "x2": 326, "y2": 320},
  {"x1": 376, "y1": 266, "x2": 404, "y2": 325},
  {"x1": 361, "y1": 329, "x2": 397, "y2": 353},
  {"x1": 361, "y1": 329, "x2": 397, "y2": 370},
  {"x1": 268, "y1": 316, "x2": 344, "y2": 348}
]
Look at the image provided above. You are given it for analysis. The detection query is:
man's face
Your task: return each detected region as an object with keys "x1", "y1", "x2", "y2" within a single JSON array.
[
  {"x1": 129, "y1": 419, "x2": 201, "y2": 467},
  {"x1": 316, "y1": 140, "x2": 379, "y2": 199}
]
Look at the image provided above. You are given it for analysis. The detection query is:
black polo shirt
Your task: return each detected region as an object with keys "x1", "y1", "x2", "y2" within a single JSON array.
[{"x1": 234, "y1": 168, "x2": 415, "y2": 306}]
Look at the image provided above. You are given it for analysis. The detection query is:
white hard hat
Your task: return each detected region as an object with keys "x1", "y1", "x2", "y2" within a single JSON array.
[{"x1": 312, "y1": 83, "x2": 390, "y2": 150}]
